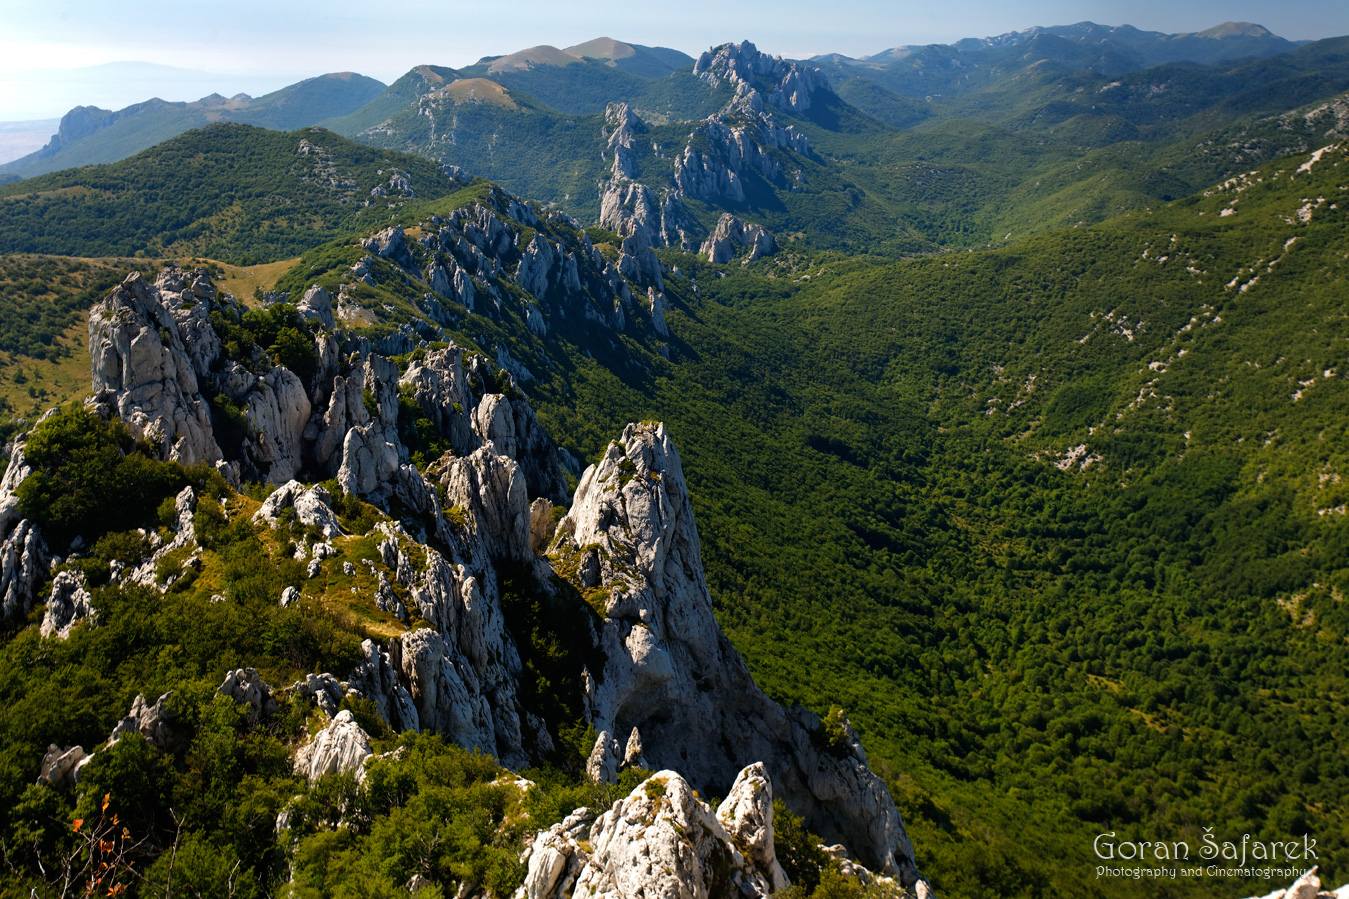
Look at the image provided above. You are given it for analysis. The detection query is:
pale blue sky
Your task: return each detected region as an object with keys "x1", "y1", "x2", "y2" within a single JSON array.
[{"x1": 3, "y1": 0, "x2": 1349, "y2": 120}]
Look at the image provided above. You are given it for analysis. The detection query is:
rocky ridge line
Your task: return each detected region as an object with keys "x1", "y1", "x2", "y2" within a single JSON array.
[
  {"x1": 2, "y1": 260, "x2": 928, "y2": 893},
  {"x1": 598, "y1": 41, "x2": 821, "y2": 264}
]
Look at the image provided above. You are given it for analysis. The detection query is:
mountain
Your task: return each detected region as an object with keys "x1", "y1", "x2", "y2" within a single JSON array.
[
  {"x1": 5, "y1": 24, "x2": 1349, "y2": 899},
  {"x1": 0, "y1": 171, "x2": 929, "y2": 895},
  {"x1": 0, "y1": 124, "x2": 468, "y2": 263},
  {"x1": 0, "y1": 72, "x2": 387, "y2": 181},
  {"x1": 816, "y1": 20, "x2": 1301, "y2": 102}
]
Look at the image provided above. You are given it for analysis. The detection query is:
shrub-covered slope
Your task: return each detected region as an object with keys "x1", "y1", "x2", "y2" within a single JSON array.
[{"x1": 0, "y1": 125, "x2": 467, "y2": 264}]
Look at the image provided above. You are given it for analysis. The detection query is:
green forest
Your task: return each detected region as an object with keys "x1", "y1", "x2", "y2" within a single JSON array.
[{"x1": 0, "y1": 23, "x2": 1348, "y2": 899}]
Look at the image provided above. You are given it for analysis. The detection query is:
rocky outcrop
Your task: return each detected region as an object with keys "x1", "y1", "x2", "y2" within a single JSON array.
[
  {"x1": 348, "y1": 638, "x2": 420, "y2": 733},
  {"x1": 693, "y1": 41, "x2": 829, "y2": 115},
  {"x1": 290, "y1": 672, "x2": 346, "y2": 717},
  {"x1": 1244, "y1": 869, "x2": 1349, "y2": 899},
  {"x1": 397, "y1": 626, "x2": 528, "y2": 769},
  {"x1": 442, "y1": 447, "x2": 532, "y2": 562},
  {"x1": 219, "y1": 668, "x2": 279, "y2": 723},
  {"x1": 700, "y1": 213, "x2": 777, "y2": 264},
  {"x1": 37, "y1": 744, "x2": 91, "y2": 790},
  {"x1": 0, "y1": 518, "x2": 47, "y2": 622},
  {"x1": 40, "y1": 569, "x2": 95, "y2": 639},
  {"x1": 44, "y1": 235, "x2": 925, "y2": 892},
  {"x1": 553, "y1": 421, "x2": 923, "y2": 884},
  {"x1": 297, "y1": 284, "x2": 336, "y2": 331},
  {"x1": 108, "y1": 692, "x2": 187, "y2": 753},
  {"x1": 293, "y1": 710, "x2": 373, "y2": 783},
  {"x1": 517, "y1": 766, "x2": 785, "y2": 899},
  {"x1": 88, "y1": 271, "x2": 223, "y2": 467},
  {"x1": 253, "y1": 480, "x2": 344, "y2": 539}
]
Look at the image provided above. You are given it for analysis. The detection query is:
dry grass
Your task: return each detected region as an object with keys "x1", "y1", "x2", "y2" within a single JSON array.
[
  {"x1": 0, "y1": 313, "x2": 91, "y2": 421},
  {"x1": 203, "y1": 257, "x2": 301, "y2": 306}
]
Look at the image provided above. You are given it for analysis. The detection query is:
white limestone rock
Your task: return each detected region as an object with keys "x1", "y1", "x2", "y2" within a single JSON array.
[
  {"x1": 41, "y1": 569, "x2": 95, "y2": 639},
  {"x1": 397, "y1": 627, "x2": 526, "y2": 768},
  {"x1": 253, "y1": 480, "x2": 344, "y2": 540},
  {"x1": 88, "y1": 271, "x2": 223, "y2": 467},
  {"x1": 1241, "y1": 869, "x2": 1349, "y2": 899},
  {"x1": 107, "y1": 692, "x2": 186, "y2": 752},
  {"x1": 516, "y1": 768, "x2": 778, "y2": 899},
  {"x1": 37, "y1": 744, "x2": 91, "y2": 790},
  {"x1": 297, "y1": 284, "x2": 336, "y2": 331},
  {"x1": 516, "y1": 234, "x2": 555, "y2": 300},
  {"x1": 0, "y1": 518, "x2": 47, "y2": 622},
  {"x1": 442, "y1": 446, "x2": 532, "y2": 562},
  {"x1": 243, "y1": 366, "x2": 312, "y2": 485},
  {"x1": 348, "y1": 638, "x2": 420, "y2": 733},
  {"x1": 399, "y1": 345, "x2": 475, "y2": 455},
  {"x1": 700, "y1": 213, "x2": 777, "y2": 264},
  {"x1": 219, "y1": 668, "x2": 279, "y2": 723},
  {"x1": 717, "y1": 763, "x2": 789, "y2": 892},
  {"x1": 293, "y1": 710, "x2": 373, "y2": 783},
  {"x1": 555, "y1": 421, "x2": 923, "y2": 885},
  {"x1": 290, "y1": 672, "x2": 346, "y2": 717}
]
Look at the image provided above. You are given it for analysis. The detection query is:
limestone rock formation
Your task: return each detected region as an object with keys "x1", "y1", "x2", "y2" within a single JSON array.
[
  {"x1": 297, "y1": 284, "x2": 336, "y2": 331},
  {"x1": 108, "y1": 692, "x2": 187, "y2": 753},
  {"x1": 219, "y1": 668, "x2": 279, "y2": 723},
  {"x1": 88, "y1": 270, "x2": 223, "y2": 467},
  {"x1": 293, "y1": 710, "x2": 373, "y2": 783},
  {"x1": 700, "y1": 213, "x2": 777, "y2": 264},
  {"x1": 1243, "y1": 869, "x2": 1349, "y2": 899},
  {"x1": 254, "y1": 480, "x2": 344, "y2": 539},
  {"x1": 348, "y1": 638, "x2": 420, "y2": 733},
  {"x1": 0, "y1": 518, "x2": 47, "y2": 622},
  {"x1": 37, "y1": 744, "x2": 91, "y2": 790},
  {"x1": 516, "y1": 767, "x2": 784, "y2": 899},
  {"x1": 40, "y1": 569, "x2": 95, "y2": 639},
  {"x1": 554, "y1": 421, "x2": 923, "y2": 884},
  {"x1": 693, "y1": 41, "x2": 828, "y2": 114},
  {"x1": 20, "y1": 231, "x2": 929, "y2": 894},
  {"x1": 290, "y1": 672, "x2": 346, "y2": 717}
]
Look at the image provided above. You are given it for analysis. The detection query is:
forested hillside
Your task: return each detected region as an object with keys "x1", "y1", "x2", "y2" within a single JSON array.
[{"x1": 0, "y1": 25, "x2": 1347, "y2": 899}]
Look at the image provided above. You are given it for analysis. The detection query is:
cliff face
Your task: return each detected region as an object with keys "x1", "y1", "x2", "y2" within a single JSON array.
[
  {"x1": 555, "y1": 422, "x2": 919, "y2": 882},
  {"x1": 597, "y1": 41, "x2": 821, "y2": 260},
  {"x1": 2, "y1": 254, "x2": 928, "y2": 892}
]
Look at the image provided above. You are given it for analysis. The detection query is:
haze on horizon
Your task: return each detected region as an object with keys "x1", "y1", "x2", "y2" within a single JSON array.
[{"x1": 3, "y1": 0, "x2": 1348, "y2": 123}]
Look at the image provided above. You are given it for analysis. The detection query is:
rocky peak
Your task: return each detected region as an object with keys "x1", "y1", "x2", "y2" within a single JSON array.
[
  {"x1": 693, "y1": 41, "x2": 830, "y2": 114},
  {"x1": 553, "y1": 422, "x2": 925, "y2": 884},
  {"x1": 700, "y1": 212, "x2": 777, "y2": 264}
]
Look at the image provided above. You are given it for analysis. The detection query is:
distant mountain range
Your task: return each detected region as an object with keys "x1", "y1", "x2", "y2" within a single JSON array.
[
  {"x1": 0, "y1": 23, "x2": 1301, "y2": 185},
  {"x1": 0, "y1": 72, "x2": 386, "y2": 180}
]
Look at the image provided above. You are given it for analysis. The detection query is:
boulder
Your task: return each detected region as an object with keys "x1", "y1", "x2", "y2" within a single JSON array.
[
  {"x1": 37, "y1": 744, "x2": 91, "y2": 790},
  {"x1": 219, "y1": 668, "x2": 278, "y2": 723},
  {"x1": 293, "y1": 710, "x2": 372, "y2": 783},
  {"x1": 253, "y1": 480, "x2": 344, "y2": 539},
  {"x1": 297, "y1": 284, "x2": 336, "y2": 331},
  {"x1": 517, "y1": 768, "x2": 779, "y2": 898},
  {"x1": 107, "y1": 692, "x2": 186, "y2": 752},
  {"x1": 290, "y1": 672, "x2": 346, "y2": 717},
  {"x1": 40, "y1": 569, "x2": 95, "y2": 639}
]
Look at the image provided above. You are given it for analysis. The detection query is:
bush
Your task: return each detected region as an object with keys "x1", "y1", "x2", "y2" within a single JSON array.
[{"x1": 16, "y1": 407, "x2": 208, "y2": 549}]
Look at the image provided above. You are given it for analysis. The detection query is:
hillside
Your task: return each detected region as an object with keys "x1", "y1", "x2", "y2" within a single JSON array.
[
  {"x1": 1, "y1": 133, "x2": 1346, "y2": 896},
  {"x1": 1, "y1": 22, "x2": 1349, "y2": 899},
  {"x1": 0, "y1": 125, "x2": 469, "y2": 264},
  {"x1": 319, "y1": 34, "x2": 1349, "y2": 262},
  {"x1": 0, "y1": 73, "x2": 387, "y2": 182}
]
